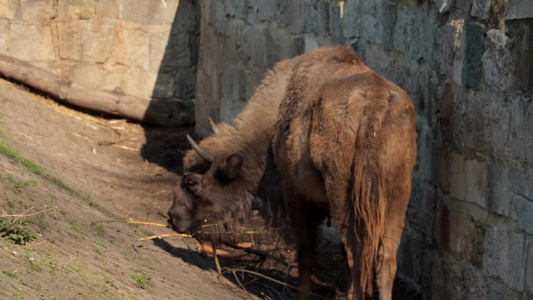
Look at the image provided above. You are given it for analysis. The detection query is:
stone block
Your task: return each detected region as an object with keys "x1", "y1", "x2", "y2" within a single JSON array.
[
  {"x1": 151, "y1": 72, "x2": 176, "y2": 99},
  {"x1": 9, "y1": 24, "x2": 55, "y2": 61},
  {"x1": 236, "y1": 23, "x2": 251, "y2": 62},
  {"x1": 318, "y1": 1, "x2": 330, "y2": 35},
  {"x1": 341, "y1": 0, "x2": 360, "y2": 40},
  {"x1": 526, "y1": 239, "x2": 533, "y2": 295},
  {"x1": 512, "y1": 22, "x2": 533, "y2": 92},
  {"x1": 465, "y1": 219, "x2": 484, "y2": 266},
  {"x1": 100, "y1": 65, "x2": 126, "y2": 91},
  {"x1": 393, "y1": 6, "x2": 415, "y2": 56},
  {"x1": 148, "y1": 26, "x2": 171, "y2": 71},
  {"x1": 442, "y1": 19, "x2": 464, "y2": 81},
  {"x1": 250, "y1": 26, "x2": 267, "y2": 67},
  {"x1": 464, "y1": 159, "x2": 487, "y2": 209},
  {"x1": 121, "y1": 28, "x2": 150, "y2": 69},
  {"x1": 510, "y1": 97, "x2": 533, "y2": 165},
  {"x1": 462, "y1": 22, "x2": 484, "y2": 90},
  {"x1": 81, "y1": 20, "x2": 117, "y2": 64},
  {"x1": 96, "y1": 0, "x2": 119, "y2": 18},
  {"x1": 0, "y1": 19, "x2": 8, "y2": 53},
  {"x1": 122, "y1": 69, "x2": 158, "y2": 99},
  {"x1": 0, "y1": 0, "x2": 19, "y2": 19},
  {"x1": 58, "y1": 0, "x2": 96, "y2": 18},
  {"x1": 512, "y1": 194, "x2": 533, "y2": 235},
  {"x1": 121, "y1": 0, "x2": 179, "y2": 25},
  {"x1": 506, "y1": 0, "x2": 533, "y2": 19},
  {"x1": 301, "y1": 3, "x2": 318, "y2": 35},
  {"x1": 437, "y1": 0, "x2": 453, "y2": 13},
  {"x1": 265, "y1": 25, "x2": 280, "y2": 69},
  {"x1": 255, "y1": 0, "x2": 275, "y2": 23},
  {"x1": 509, "y1": 168, "x2": 533, "y2": 204},
  {"x1": 438, "y1": 151, "x2": 450, "y2": 193},
  {"x1": 487, "y1": 164, "x2": 509, "y2": 216},
  {"x1": 224, "y1": 0, "x2": 246, "y2": 20},
  {"x1": 508, "y1": 232, "x2": 525, "y2": 291},
  {"x1": 449, "y1": 153, "x2": 465, "y2": 201},
  {"x1": 173, "y1": 66, "x2": 196, "y2": 99},
  {"x1": 486, "y1": 94, "x2": 512, "y2": 162},
  {"x1": 18, "y1": 0, "x2": 56, "y2": 21},
  {"x1": 462, "y1": 265, "x2": 488, "y2": 300},
  {"x1": 487, "y1": 286, "x2": 511, "y2": 300},
  {"x1": 471, "y1": 0, "x2": 491, "y2": 19},
  {"x1": 287, "y1": 0, "x2": 302, "y2": 34},
  {"x1": 56, "y1": 19, "x2": 83, "y2": 61},
  {"x1": 482, "y1": 29, "x2": 513, "y2": 92},
  {"x1": 382, "y1": 0, "x2": 396, "y2": 51},
  {"x1": 439, "y1": 82, "x2": 454, "y2": 143},
  {"x1": 304, "y1": 37, "x2": 318, "y2": 52},
  {"x1": 330, "y1": 2, "x2": 343, "y2": 43},
  {"x1": 68, "y1": 63, "x2": 102, "y2": 89},
  {"x1": 449, "y1": 210, "x2": 467, "y2": 253},
  {"x1": 289, "y1": 36, "x2": 305, "y2": 57},
  {"x1": 173, "y1": 0, "x2": 199, "y2": 33},
  {"x1": 483, "y1": 222, "x2": 509, "y2": 282}
]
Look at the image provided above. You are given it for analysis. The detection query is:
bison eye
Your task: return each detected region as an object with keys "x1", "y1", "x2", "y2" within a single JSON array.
[{"x1": 182, "y1": 174, "x2": 201, "y2": 194}]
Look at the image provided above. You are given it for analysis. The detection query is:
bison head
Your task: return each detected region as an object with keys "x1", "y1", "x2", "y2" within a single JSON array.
[{"x1": 167, "y1": 129, "x2": 254, "y2": 241}]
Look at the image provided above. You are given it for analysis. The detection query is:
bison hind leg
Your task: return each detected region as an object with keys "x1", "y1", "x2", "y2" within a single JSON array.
[{"x1": 287, "y1": 196, "x2": 327, "y2": 300}]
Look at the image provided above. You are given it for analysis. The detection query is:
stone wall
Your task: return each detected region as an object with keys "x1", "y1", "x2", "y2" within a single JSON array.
[
  {"x1": 0, "y1": 0, "x2": 199, "y2": 125},
  {"x1": 196, "y1": 0, "x2": 533, "y2": 298}
]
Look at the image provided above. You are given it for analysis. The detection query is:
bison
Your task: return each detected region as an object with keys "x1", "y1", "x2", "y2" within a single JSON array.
[{"x1": 168, "y1": 46, "x2": 417, "y2": 300}]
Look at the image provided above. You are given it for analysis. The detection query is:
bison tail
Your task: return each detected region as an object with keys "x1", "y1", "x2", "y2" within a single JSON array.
[{"x1": 351, "y1": 137, "x2": 385, "y2": 296}]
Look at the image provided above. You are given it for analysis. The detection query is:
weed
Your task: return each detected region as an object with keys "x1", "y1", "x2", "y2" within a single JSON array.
[
  {"x1": 94, "y1": 240, "x2": 107, "y2": 248},
  {"x1": 2, "y1": 270, "x2": 18, "y2": 278},
  {"x1": 130, "y1": 273, "x2": 150, "y2": 289},
  {"x1": 27, "y1": 259, "x2": 42, "y2": 272},
  {"x1": 5, "y1": 197, "x2": 14, "y2": 208},
  {"x1": 0, "y1": 218, "x2": 36, "y2": 245},
  {"x1": 13, "y1": 180, "x2": 37, "y2": 194},
  {"x1": 16, "y1": 293, "x2": 24, "y2": 300},
  {"x1": 95, "y1": 225, "x2": 105, "y2": 235}
]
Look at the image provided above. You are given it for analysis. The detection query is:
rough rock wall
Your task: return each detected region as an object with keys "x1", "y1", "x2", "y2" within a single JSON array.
[
  {"x1": 0, "y1": 0, "x2": 199, "y2": 125},
  {"x1": 196, "y1": 0, "x2": 533, "y2": 298}
]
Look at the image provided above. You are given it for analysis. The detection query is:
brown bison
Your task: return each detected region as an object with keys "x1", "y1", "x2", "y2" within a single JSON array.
[{"x1": 168, "y1": 46, "x2": 417, "y2": 300}]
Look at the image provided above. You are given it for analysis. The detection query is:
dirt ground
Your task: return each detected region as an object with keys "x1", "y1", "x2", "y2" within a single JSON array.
[
  {"x1": 0, "y1": 78, "x2": 255, "y2": 300},
  {"x1": 0, "y1": 78, "x2": 423, "y2": 300}
]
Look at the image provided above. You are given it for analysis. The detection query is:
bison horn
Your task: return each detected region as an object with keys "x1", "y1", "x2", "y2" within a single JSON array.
[
  {"x1": 186, "y1": 135, "x2": 214, "y2": 163},
  {"x1": 208, "y1": 118, "x2": 220, "y2": 135}
]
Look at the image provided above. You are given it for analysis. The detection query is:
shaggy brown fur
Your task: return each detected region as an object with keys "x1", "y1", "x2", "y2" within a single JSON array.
[{"x1": 167, "y1": 46, "x2": 417, "y2": 300}]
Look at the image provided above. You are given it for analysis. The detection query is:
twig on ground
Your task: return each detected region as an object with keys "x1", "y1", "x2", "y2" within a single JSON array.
[
  {"x1": 138, "y1": 233, "x2": 191, "y2": 241},
  {"x1": 1, "y1": 206, "x2": 55, "y2": 224}
]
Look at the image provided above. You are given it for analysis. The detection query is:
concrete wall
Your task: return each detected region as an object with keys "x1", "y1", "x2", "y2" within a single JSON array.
[
  {"x1": 0, "y1": 0, "x2": 199, "y2": 125},
  {"x1": 196, "y1": 0, "x2": 533, "y2": 298}
]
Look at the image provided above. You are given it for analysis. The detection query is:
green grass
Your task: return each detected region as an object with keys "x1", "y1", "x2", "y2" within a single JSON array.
[
  {"x1": 130, "y1": 273, "x2": 150, "y2": 289},
  {"x1": 0, "y1": 141, "x2": 74, "y2": 194},
  {"x1": 13, "y1": 180, "x2": 37, "y2": 194},
  {"x1": 2, "y1": 270, "x2": 18, "y2": 279}
]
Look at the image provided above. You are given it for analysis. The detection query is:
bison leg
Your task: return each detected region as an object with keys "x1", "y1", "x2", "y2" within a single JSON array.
[
  {"x1": 375, "y1": 187, "x2": 410, "y2": 300},
  {"x1": 375, "y1": 235, "x2": 399, "y2": 300},
  {"x1": 288, "y1": 197, "x2": 325, "y2": 300}
]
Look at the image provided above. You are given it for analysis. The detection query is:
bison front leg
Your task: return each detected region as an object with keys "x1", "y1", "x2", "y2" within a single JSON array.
[{"x1": 287, "y1": 196, "x2": 325, "y2": 300}]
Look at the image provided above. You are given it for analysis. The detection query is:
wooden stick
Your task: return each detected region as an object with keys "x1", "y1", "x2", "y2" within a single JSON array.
[
  {"x1": 127, "y1": 220, "x2": 168, "y2": 227},
  {"x1": 137, "y1": 233, "x2": 191, "y2": 241}
]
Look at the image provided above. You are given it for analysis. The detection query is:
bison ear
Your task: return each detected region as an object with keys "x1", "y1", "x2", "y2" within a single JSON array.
[{"x1": 219, "y1": 153, "x2": 243, "y2": 181}]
